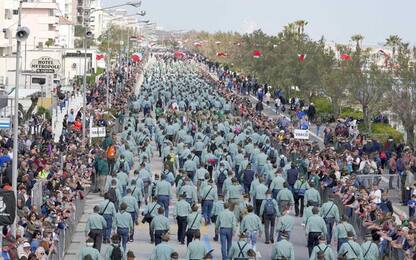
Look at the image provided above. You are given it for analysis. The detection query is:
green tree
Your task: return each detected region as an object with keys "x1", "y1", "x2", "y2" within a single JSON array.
[
  {"x1": 385, "y1": 35, "x2": 402, "y2": 61},
  {"x1": 390, "y1": 43, "x2": 416, "y2": 148}
]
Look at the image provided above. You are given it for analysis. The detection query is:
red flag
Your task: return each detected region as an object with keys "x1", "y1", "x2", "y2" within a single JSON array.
[
  {"x1": 216, "y1": 52, "x2": 227, "y2": 57},
  {"x1": 175, "y1": 51, "x2": 186, "y2": 59},
  {"x1": 96, "y1": 54, "x2": 105, "y2": 60},
  {"x1": 131, "y1": 53, "x2": 141, "y2": 62},
  {"x1": 340, "y1": 54, "x2": 352, "y2": 60},
  {"x1": 298, "y1": 53, "x2": 306, "y2": 62},
  {"x1": 252, "y1": 50, "x2": 262, "y2": 58}
]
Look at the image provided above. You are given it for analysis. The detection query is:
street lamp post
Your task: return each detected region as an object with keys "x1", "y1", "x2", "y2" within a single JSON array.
[{"x1": 12, "y1": 0, "x2": 30, "y2": 237}]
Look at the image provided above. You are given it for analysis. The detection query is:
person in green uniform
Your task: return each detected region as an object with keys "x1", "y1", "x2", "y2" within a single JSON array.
[
  {"x1": 306, "y1": 207, "x2": 327, "y2": 257},
  {"x1": 103, "y1": 234, "x2": 124, "y2": 260},
  {"x1": 240, "y1": 205, "x2": 263, "y2": 251},
  {"x1": 156, "y1": 174, "x2": 173, "y2": 217},
  {"x1": 270, "y1": 170, "x2": 285, "y2": 200},
  {"x1": 99, "y1": 193, "x2": 116, "y2": 244},
  {"x1": 113, "y1": 202, "x2": 133, "y2": 250},
  {"x1": 186, "y1": 204, "x2": 203, "y2": 245},
  {"x1": 337, "y1": 231, "x2": 363, "y2": 260},
  {"x1": 304, "y1": 181, "x2": 321, "y2": 207},
  {"x1": 271, "y1": 231, "x2": 295, "y2": 260},
  {"x1": 252, "y1": 176, "x2": 268, "y2": 216},
  {"x1": 142, "y1": 196, "x2": 161, "y2": 243},
  {"x1": 227, "y1": 232, "x2": 252, "y2": 260},
  {"x1": 85, "y1": 205, "x2": 106, "y2": 251},
  {"x1": 259, "y1": 191, "x2": 279, "y2": 244},
  {"x1": 276, "y1": 182, "x2": 294, "y2": 214},
  {"x1": 78, "y1": 238, "x2": 101, "y2": 260},
  {"x1": 276, "y1": 207, "x2": 294, "y2": 240},
  {"x1": 212, "y1": 195, "x2": 225, "y2": 241},
  {"x1": 150, "y1": 233, "x2": 175, "y2": 260},
  {"x1": 173, "y1": 193, "x2": 192, "y2": 244},
  {"x1": 320, "y1": 196, "x2": 340, "y2": 244},
  {"x1": 216, "y1": 202, "x2": 237, "y2": 260},
  {"x1": 293, "y1": 176, "x2": 309, "y2": 217},
  {"x1": 186, "y1": 231, "x2": 208, "y2": 260},
  {"x1": 120, "y1": 188, "x2": 139, "y2": 242},
  {"x1": 334, "y1": 215, "x2": 356, "y2": 251},
  {"x1": 309, "y1": 235, "x2": 335, "y2": 260},
  {"x1": 360, "y1": 233, "x2": 379, "y2": 260},
  {"x1": 151, "y1": 207, "x2": 170, "y2": 245},
  {"x1": 200, "y1": 179, "x2": 217, "y2": 224}
]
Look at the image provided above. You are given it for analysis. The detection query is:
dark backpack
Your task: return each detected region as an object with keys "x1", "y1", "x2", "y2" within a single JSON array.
[
  {"x1": 107, "y1": 188, "x2": 118, "y2": 204},
  {"x1": 268, "y1": 149, "x2": 277, "y2": 163},
  {"x1": 243, "y1": 169, "x2": 254, "y2": 185},
  {"x1": 110, "y1": 245, "x2": 123, "y2": 260},
  {"x1": 217, "y1": 170, "x2": 227, "y2": 185},
  {"x1": 280, "y1": 158, "x2": 285, "y2": 168},
  {"x1": 264, "y1": 199, "x2": 276, "y2": 216}
]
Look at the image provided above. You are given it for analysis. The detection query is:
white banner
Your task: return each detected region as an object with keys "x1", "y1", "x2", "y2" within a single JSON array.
[
  {"x1": 294, "y1": 129, "x2": 310, "y2": 140},
  {"x1": 90, "y1": 127, "x2": 106, "y2": 138}
]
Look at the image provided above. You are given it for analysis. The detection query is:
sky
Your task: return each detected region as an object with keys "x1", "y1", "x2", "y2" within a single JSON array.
[{"x1": 102, "y1": 0, "x2": 416, "y2": 45}]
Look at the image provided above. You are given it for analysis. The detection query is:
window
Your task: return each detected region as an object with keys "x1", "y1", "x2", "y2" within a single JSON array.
[
  {"x1": 4, "y1": 9, "x2": 12, "y2": 19},
  {"x1": 12, "y1": 10, "x2": 18, "y2": 15},
  {"x1": 49, "y1": 9, "x2": 54, "y2": 16},
  {"x1": 48, "y1": 24, "x2": 55, "y2": 31}
]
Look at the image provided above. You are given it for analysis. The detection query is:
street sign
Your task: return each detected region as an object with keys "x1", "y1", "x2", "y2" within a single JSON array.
[
  {"x1": 90, "y1": 127, "x2": 106, "y2": 138},
  {"x1": 0, "y1": 118, "x2": 10, "y2": 129},
  {"x1": 294, "y1": 129, "x2": 310, "y2": 140},
  {"x1": 30, "y1": 56, "x2": 61, "y2": 74}
]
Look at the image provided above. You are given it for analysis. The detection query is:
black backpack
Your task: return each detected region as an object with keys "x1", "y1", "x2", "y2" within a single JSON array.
[
  {"x1": 243, "y1": 169, "x2": 254, "y2": 185},
  {"x1": 110, "y1": 245, "x2": 123, "y2": 260},
  {"x1": 280, "y1": 158, "x2": 285, "y2": 168},
  {"x1": 268, "y1": 149, "x2": 277, "y2": 163},
  {"x1": 217, "y1": 170, "x2": 227, "y2": 185},
  {"x1": 107, "y1": 187, "x2": 118, "y2": 204},
  {"x1": 264, "y1": 199, "x2": 276, "y2": 216}
]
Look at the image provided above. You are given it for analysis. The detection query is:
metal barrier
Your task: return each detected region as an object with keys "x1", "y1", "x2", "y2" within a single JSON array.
[{"x1": 48, "y1": 194, "x2": 86, "y2": 260}]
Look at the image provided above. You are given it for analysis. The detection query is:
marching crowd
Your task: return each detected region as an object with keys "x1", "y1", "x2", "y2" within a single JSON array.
[
  {"x1": 75, "y1": 52, "x2": 416, "y2": 260},
  {"x1": 4, "y1": 47, "x2": 416, "y2": 260}
]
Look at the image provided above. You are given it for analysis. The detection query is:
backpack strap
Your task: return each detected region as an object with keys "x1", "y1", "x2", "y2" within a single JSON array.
[
  {"x1": 100, "y1": 201, "x2": 111, "y2": 215},
  {"x1": 188, "y1": 214, "x2": 199, "y2": 230},
  {"x1": 323, "y1": 202, "x2": 335, "y2": 219},
  {"x1": 237, "y1": 241, "x2": 248, "y2": 257},
  {"x1": 363, "y1": 242, "x2": 374, "y2": 258},
  {"x1": 346, "y1": 241, "x2": 358, "y2": 258},
  {"x1": 203, "y1": 187, "x2": 213, "y2": 201}
]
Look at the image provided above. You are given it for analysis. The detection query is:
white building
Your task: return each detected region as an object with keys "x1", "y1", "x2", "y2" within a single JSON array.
[
  {"x1": 58, "y1": 16, "x2": 75, "y2": 48},
  {"x1": 0, "y1": 0, "x2": 19, "y2": 57}
]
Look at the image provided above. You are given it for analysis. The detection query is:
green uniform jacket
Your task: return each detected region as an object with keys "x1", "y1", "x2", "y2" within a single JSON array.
[
  {"x1": 186, "y1": 239, "x2": 207, "y2": 260},
  {"x1": 240, "y1": 213, "x2": 263, "y2": 233},
  {"x1": 99, "y1": 199, "x2": 116, "y2": 217},
  {"x1": 228, "y1": 240, "x2": 252, "y2": 260},
  {"x1": 187, "y1": 212, "x2": 203, "y2": 230},
  {"x1": 151, "y1": 215, "x2": 170, "y2": 231},
  {"x1": 360, "y1": 241, "x2": 379, "y2": 260},
  {"x1": 276, "y1": 213, "x2": 294, "y2": 233},
  {"x1": 150, "y1": 242, "x2": 174, "y2": 260},
  {"x1": 271, "y1": 239, "x2": 295, "y2": 260},
  {"x1": 305, "y1": 215, "x2": 327, "y2": 235},
  {"x1": 320, "y1": 201, "x2": 340, "y2": 222},
  {"x1": 304, "y1": 187, "x2": 321, "y2": 205},
  {"x1": 334, "y1": 222, "x2": 356, "y2": 239},
  {"x1": 173, "y1": 199, "x2": 192, "y2": 218},
  {"x1": 276, "y1": 188, "x2": 295, "y2": 205},
  {"x1": 215, "y1": 209, "x2": 237, "y2": 231},
  {"x1": 120, "y1": 195, "x2": 139, "y2": 213},
  {"x1": 85, "y1": 213, "x2": 106, "y2": 234},
  {"x1": 338, "y1": 240, "x2": 364, "y2": 260},
  {"x1": 309, "y1": 242, "x2": 335, "y2": 260},
  {"x1": 113, "y1": 211, "x2": 133, "y2": 232},
  {"x1": 78, "y1": 246, "x2": 100, "y2": 260}
]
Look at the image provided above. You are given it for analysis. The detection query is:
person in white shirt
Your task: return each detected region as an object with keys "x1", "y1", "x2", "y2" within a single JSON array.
[{"x1": 369, "y1": 184, "x2": 382, "y2": 204}]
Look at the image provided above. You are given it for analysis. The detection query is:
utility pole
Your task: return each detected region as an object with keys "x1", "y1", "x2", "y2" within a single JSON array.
[
  {"x1": 106, "y1": 29, "x2": 110, "y2": 108},
  {"x1": 12, "y1": 0, "x2": 24, "y2": 237},
  {"x1": 81, "y1": 0, "x2": 89, "y2": 141}
]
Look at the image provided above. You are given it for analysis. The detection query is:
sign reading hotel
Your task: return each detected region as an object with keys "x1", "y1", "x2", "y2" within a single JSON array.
[{"x1": 31, "y1": 56, "x2": 61, "y2": 74}]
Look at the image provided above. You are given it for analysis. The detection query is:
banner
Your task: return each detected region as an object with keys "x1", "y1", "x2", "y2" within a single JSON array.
[
  {"x1": 294, "y1": 129, "x2": 310, "y2": 140},
  {"x1": 0, "y1": 189, "x2": 16, "y2": 225}
]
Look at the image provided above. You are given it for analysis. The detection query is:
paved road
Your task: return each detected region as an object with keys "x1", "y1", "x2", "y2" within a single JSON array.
[{"x1": 65, "y1": 59, "x2": 326, "y2": 260}]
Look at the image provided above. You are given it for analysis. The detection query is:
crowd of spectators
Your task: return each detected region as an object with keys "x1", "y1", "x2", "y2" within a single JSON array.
[
  {"x1": 199, "y1": 55, "x2": 416, "y2": 259},
  {"x1": 0, "y1": 55, "x2": 146, "y2": 259}
]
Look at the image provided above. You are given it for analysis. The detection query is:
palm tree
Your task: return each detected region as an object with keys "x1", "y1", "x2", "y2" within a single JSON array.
[
  {"x1": 351, "y1": 34, "x2": 364, "y2": 51},
  {"x1": 385, "y1": 35, "x2": 402, "y2": 59},
  {"x1": 294, "y1": 20, "x2": 308, "y2": 37}
]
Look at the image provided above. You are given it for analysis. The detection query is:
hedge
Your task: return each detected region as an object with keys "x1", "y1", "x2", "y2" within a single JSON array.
[
  {"x1": 311, "y1": 97, "x2": 332, "y2": 114},
  {"x1": 359, "y1": 123, "x2": 403, "y2": 143},
  {"x1": 340, "y1": 107, "x2": 363, "y2": 120}
]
